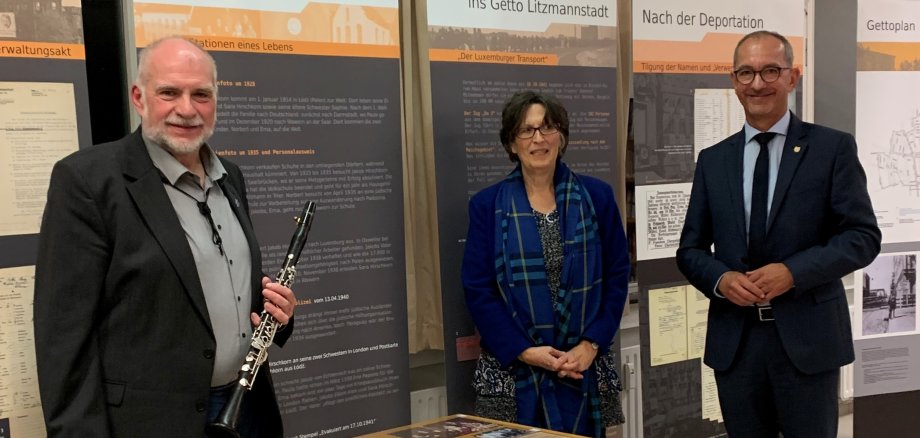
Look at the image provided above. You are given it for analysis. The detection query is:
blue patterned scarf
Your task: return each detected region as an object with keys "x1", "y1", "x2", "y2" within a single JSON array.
[{"x1": 493, "y1": 162, "x2": 604, "y2": 436}]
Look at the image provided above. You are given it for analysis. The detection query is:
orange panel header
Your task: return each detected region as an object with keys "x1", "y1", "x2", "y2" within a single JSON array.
[
  {"x1": 634, "y1": 60, "x2": 734, "y2": 74},
  {"x1": 634, "y1": 33, "x2": 804, "y2": 72},
  {"x1": 133, "y1": 3, "x2": 400, "y2": 58},
  {"x1": 429, "y1": 49, "x2": 558, "y2": 66},
  {"x1": 857, "y1": 42, "x2": 920, "y2": 71},
  {"x1": 0, "y1": 42, "x2": 85, "y2": 60},
  {"x1": 180, "y1": 36, "x2": 398, "y2": 58}
]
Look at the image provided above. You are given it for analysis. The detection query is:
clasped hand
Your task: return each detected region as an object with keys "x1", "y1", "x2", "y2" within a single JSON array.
[
  {"x1": 718, "y1": 263, "x2": 794, "y2": 307},
  {"x1": 251, "y1": 276, "x2": 297, "y2": 326},
  {"x1": 517, "y1": 340, "x2": 598, "y2": 380}
]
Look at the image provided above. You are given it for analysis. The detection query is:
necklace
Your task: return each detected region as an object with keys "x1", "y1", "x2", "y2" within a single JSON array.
[{"x1": 534, "y1": 209, "x2": 559, "y2": 224}]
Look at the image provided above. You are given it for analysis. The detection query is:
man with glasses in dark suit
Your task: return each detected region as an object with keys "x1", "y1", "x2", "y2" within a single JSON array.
[{"x1": 677, "y1": 30, "x2": 881, "y2": 437}]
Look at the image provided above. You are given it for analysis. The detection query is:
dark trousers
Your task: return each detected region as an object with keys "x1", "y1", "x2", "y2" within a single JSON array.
[
  {"x1": 714, "y1": 317, "x2": 840, "y2": 438},
  {"x1": 206, "y1": 382, "x2": 263, "y2": 438}
]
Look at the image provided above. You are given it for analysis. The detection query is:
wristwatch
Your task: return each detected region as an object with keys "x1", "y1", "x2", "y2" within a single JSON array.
[{"x1": 589, "y1": 341, "x2": 599, "y2": 350}]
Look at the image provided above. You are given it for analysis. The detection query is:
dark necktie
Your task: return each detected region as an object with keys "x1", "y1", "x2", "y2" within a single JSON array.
[{"x1": 748, "y1": 132, "x2": 776, "y2": 268}]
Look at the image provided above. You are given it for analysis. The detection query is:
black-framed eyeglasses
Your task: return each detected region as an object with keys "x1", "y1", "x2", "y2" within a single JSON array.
[
  {"x1": 733, "y1": 66, "x2": 791, "y2": 85},
  {"x1": 516, "y1": 124, "x2": 559, "y2": 139}
]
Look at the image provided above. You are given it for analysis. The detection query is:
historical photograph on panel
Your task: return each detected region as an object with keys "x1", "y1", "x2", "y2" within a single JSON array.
[
  {"x1": 0, "y1": 12, "x2": 17, "y2": 38},
  {"x1": 862, "y1": 254, "x2": 917, "y2": 336},
  {"x1": 0, "y1": 1, "x2": 84, "y2": 43}
]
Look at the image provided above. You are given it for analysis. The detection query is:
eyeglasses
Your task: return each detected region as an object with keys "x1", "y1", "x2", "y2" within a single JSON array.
[
  {"x1": 516, "y1": 124, "x2": 559, "y2": 139},
  {"x1": 733, "y1": 66, "x2": 791, "y2": 85}
]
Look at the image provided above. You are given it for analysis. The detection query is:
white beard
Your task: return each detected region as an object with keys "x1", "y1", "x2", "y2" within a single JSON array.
[{"x1": 142, "y1": 115, "x2": 213, "y2": 155}]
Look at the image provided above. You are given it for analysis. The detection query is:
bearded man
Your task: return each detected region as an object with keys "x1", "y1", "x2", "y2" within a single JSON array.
[{"x1": 34, "y1": 37, "x2": 296, "y2": 438}]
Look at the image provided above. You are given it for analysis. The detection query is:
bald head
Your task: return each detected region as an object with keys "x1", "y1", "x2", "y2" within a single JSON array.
[
  {"x1": 733, "y1": 30, "x2": 794, "y2": 69},
  {"x1": 135, "y1": 37, "x2": 217, "y2": 90}
]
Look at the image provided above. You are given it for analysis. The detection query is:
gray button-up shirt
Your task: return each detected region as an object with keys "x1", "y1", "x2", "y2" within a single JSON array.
[{"x1": 145, "y1": 139, "x2": 253, "y2": 386}]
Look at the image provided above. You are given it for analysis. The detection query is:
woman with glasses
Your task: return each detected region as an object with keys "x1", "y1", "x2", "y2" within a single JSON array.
[{"x1": 461, "y1": 91, "x2": 630, "y2": 437}]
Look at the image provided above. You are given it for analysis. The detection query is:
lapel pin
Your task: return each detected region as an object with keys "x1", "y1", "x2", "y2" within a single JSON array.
[{"x1": 793, "y1": 146, "x2": 801, "y2": 153}]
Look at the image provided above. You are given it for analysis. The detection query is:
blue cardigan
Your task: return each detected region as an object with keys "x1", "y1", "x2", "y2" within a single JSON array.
[{"x1": 461, "y1": 169, "x2": 631, "y2": 367}]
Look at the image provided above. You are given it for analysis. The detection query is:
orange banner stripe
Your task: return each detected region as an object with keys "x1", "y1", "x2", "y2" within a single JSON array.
[
  {"x1": 857, "y1": 42, "x2": 920, "y2": 71},
  {"x1": 429, "y1": 49, "x2": 558, "y2": 66},
  {"x1": 634, "y1": 33, "x2": 805, "y2": 66},
  {"x1": 155, "y1": 36, "x2": 399, "y2": 59},
  {"x1": 0, "y1": 42, "x2": 85, "y2": 60},
  {"x1": 634, "y1": 60, "x2": 734, "y2": 74},
  {"x1": 634, "y1": 60, "x2": 804, "y2": 75}
]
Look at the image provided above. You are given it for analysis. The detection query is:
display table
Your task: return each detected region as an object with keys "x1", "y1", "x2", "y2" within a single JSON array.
[{"x1": 360, "y1": 414, "x2": 586, "y2": 437}]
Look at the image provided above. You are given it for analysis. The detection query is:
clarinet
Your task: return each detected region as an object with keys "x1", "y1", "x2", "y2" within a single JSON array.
[{"x1": 207, "y1": 201, "x2": 316, "y2": 438}]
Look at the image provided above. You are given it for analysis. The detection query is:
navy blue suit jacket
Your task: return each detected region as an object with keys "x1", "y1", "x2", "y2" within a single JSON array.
[{"x1": 677, "y1": 113, "x2": 881, "y2": 374}]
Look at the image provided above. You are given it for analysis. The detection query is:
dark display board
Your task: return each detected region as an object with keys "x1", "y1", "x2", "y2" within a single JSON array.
[{"x1": 131, "y1": 2, "x2": 409, "y2": 435}]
